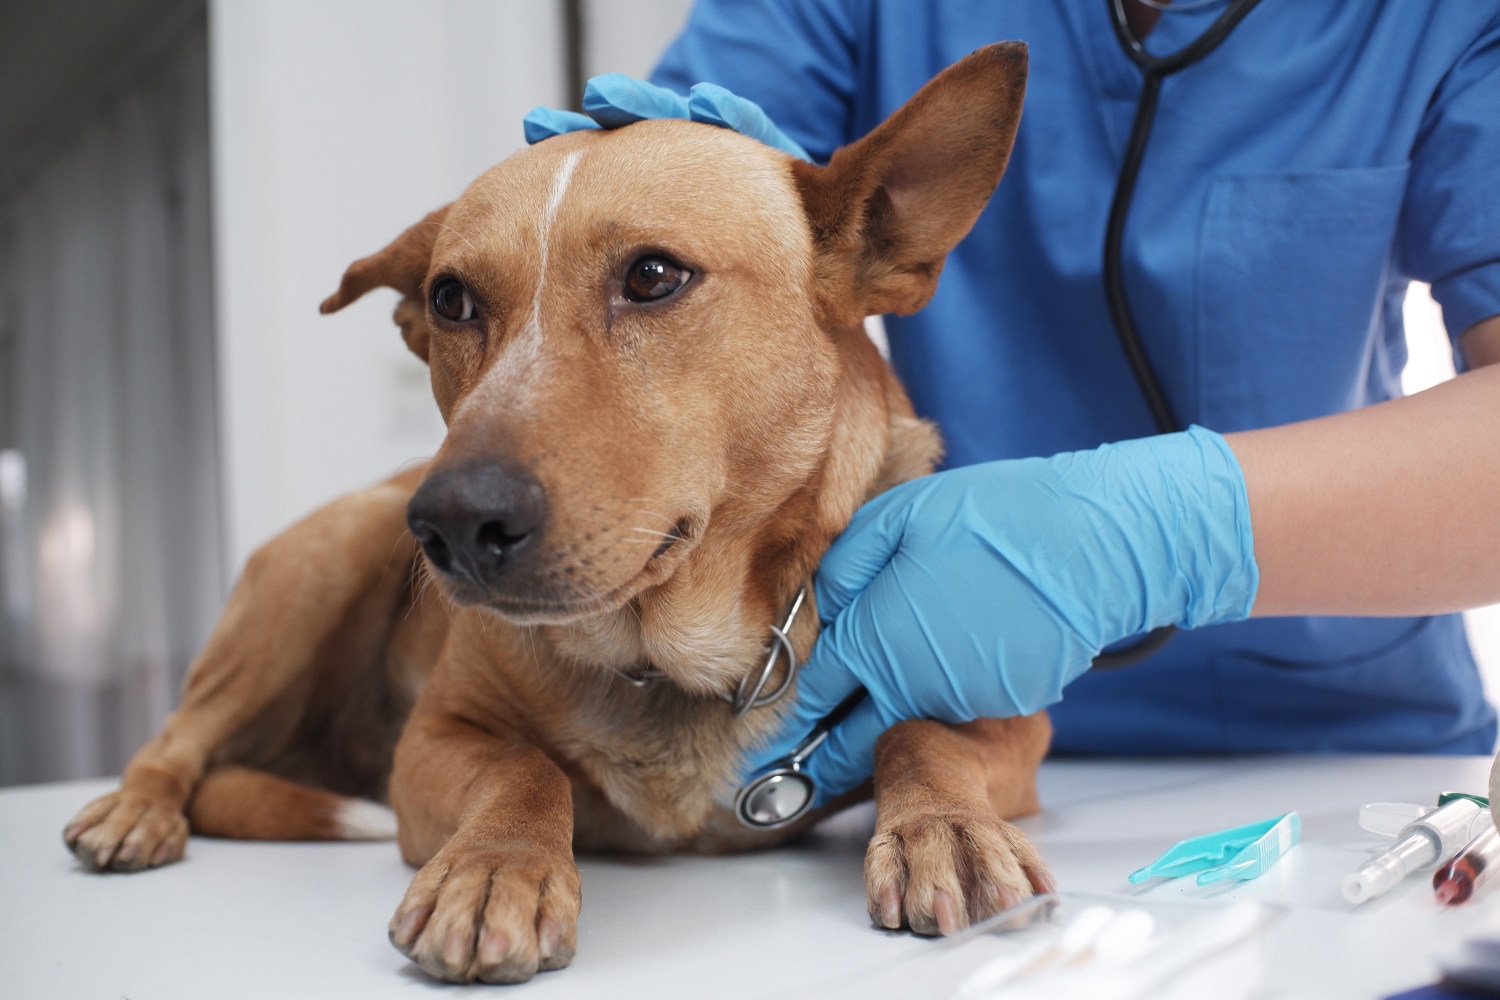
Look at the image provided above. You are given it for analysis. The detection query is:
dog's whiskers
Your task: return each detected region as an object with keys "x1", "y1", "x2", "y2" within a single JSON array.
[
  {"x1": 406, "y1": 551, "x2": 437, "y2": 620},
  {"x1": 526, "y1": 625, "x2": 542, "y2": 681},
  {"x1": 630, "y1": 507, "x2": 679, "y2": 527}
]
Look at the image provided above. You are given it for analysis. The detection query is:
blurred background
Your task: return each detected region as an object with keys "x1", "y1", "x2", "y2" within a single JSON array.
[
  {"x1": 0, "y1": 0, "x2": 1493, "y2": 786},
  {"x1": 0, "y1": 0, "x2": 691, "y2": 785}
]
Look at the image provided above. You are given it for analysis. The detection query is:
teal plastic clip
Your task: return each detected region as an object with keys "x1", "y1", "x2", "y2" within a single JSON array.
[
  {"x1": 1128, "y1": 812, "x2": 1301, "y2": 886},
  {"x1": 1438, "y1": 791, "x2": 1490, "y2": 809}
]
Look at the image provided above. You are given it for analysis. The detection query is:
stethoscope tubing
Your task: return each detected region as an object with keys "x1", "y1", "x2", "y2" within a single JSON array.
[
  {"x1": 780, "y1": 687, "x2": 868, "y2": 769},
  {"x1": 1092, "y1": 0, "x2": 1263, "y2": 670}
]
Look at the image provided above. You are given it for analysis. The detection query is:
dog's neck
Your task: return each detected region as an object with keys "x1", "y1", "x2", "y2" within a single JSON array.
[{"x1": 543, "y1": 321, "x2": 940, "y2": 699}]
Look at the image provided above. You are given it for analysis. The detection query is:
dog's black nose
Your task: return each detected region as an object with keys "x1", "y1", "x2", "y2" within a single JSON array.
[{"x1": 407, "y1": 461, "x2": 547, "y2": 584}]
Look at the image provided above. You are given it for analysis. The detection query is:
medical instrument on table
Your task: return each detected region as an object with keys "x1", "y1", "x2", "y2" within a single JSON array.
[
  {"x1": 947, "y1": 895, "x2": 1277, "y2": 1000},
  {"x1": 1195, "y1": 812, "x2": 1300, "y2": 885},
  {"x1": 734, "y1": 688, "x2": 867, "y2": 829},
  {"x1": 1360, "y1": 793, "x2": 1492, "y2": 835},
  {"x1": 1434, "y1": 825, "x2": 1500, "y2": 906},
  {"x1": 1128, "y1": 812, "x2": 1299, "y2": 885},
  {"x1": 956, "y1": 904, "x2": 1158, "y2": 998},
  {"x1": 1343, "y1": 796, "x2": 1489, "y2": 904},
  {"x1": 1092, "y1": 0, "x2": 1264, "y2": 670},
  {"x1": 1360, "y1": 801, "x2": 1436, "y2": 836},
  {"x1": 1438, "y1": 791, "x2": 1493, "y2": 810},
  {"x1": 1491, "y1": 752, "x2": 1500, "y2": 830}
]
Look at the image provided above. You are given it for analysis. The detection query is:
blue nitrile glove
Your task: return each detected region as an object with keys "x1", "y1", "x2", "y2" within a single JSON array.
[
  {"x1": 751, "y1": 426, "x2": 1259, "y2": 802},
  {"x1": 523, "y1": 74, "x2": 810, "y2": 160}
]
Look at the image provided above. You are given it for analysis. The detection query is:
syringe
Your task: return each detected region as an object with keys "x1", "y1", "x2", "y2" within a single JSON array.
[
  {"x1": 1434, "y1": 823, "x2": 1500, "y2": 905},
  {"x1": 1343, "y1": 797, "x2": 1488, "y2": 905}
]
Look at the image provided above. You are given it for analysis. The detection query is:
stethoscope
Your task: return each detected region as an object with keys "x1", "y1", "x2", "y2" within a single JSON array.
[
  {"x1": 734, "y1": 688, "x2": 868, "y2": 829},
  {"x1": 736, "y1": 0, "x2": 1266, "y2": 831},
  {"x1": 1090, "y1": 0, "x2": 1263, "y2": 669}
]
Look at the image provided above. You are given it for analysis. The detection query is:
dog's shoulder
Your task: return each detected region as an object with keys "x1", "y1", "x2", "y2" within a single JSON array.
[{"x1": 870, "y1": 411, "x2": 942, "y2": 499}]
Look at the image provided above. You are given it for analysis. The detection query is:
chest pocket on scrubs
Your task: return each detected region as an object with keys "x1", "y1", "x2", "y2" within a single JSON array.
[{"x1": 1194, "y1": 163, "x2": 1410, "y2": 432}]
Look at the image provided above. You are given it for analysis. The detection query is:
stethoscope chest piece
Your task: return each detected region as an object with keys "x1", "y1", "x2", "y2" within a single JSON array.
[
  {"x1": 733, "y1": 689, "x2": 867, "y2": 831},
  {"x1": 735, "y1": 767, "x2": 816, "y2": 829}
]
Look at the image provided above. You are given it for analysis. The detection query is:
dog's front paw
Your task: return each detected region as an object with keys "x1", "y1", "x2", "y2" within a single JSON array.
[
  {"x1": 865, "y1": 811, "x2": 1054, "y2": 936},
  {"x1": 389, "y1": 840, "x2": 581, "y2": 984},
  {"x1": 63, "y1": 789, "x2": 189, "y2": 872}
]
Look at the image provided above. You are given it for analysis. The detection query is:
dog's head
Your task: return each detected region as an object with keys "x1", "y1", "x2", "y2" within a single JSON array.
[{"x1": 323, "y1": 43, "x2": 1026, "y2": 638}]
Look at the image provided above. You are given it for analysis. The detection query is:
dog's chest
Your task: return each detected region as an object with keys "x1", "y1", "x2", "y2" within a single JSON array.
[
  {"x1": 495, "y1": 606, "x2": 804, "y2": 851},
  {"x1": 548, "y1": 673, "x2": 788, "y2": 851}
]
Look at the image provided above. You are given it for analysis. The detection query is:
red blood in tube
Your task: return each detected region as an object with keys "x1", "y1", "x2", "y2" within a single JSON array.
[{"x1": 1434, "y1": 856, "x2": 1484, "y2": 906}]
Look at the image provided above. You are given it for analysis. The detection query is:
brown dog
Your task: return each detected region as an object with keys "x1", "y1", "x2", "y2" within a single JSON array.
[{"x1": 62, "y1": 43, "x2": 1052, "y2": 984}]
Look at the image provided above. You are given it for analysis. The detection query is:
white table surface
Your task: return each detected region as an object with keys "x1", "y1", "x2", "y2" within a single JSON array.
[{"x1": 2, "y1": 756, "x2": 1495, "y2": 999}]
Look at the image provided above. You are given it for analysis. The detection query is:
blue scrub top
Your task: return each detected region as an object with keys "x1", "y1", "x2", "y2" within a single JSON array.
[{"x1": 655, "y1": 1, "x2": 1500, "y2": 755}]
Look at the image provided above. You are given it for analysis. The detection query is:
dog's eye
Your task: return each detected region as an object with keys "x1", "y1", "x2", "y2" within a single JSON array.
[
  {"x1": 624, "y1": 256, "x2": 690, "y2": 303},
  {"x1": 431, "y1": 278, "x2": 478, "y2": 322}
]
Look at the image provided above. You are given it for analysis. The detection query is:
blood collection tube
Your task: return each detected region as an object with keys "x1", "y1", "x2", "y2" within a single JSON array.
[
  {"x1": 1344, "y1": 798, "x2": 1485, "y2": 904},
  {"x1": 1434, "y1": 824, "x2": 1500, "y2": 906}
]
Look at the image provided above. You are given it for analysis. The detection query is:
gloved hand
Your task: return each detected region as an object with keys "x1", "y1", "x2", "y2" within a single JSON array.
[
  {"x1": 753, "y1": 426, "x2": 1259, "y2": 802},
  {"x1": 522, "y1": 74, "x2": 810, "y2": 160}
]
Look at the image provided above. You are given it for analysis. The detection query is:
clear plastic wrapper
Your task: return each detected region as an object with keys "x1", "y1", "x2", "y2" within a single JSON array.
[{"x1": 785, "y1": 892, "x2": 1284, "y2": 1000}]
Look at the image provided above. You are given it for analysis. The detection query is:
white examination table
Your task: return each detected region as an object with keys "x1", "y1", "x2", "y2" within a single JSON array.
[{"x1": 2, "y1": 755, "x2": 1494, "y2": 999}]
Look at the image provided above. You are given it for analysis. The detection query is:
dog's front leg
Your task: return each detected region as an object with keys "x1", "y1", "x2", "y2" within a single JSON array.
[
  {"x1": 865, "y1": 714, "x2": 1055, "y2": 936},
  {"x1": 387, "y1": 702, "x2": 580, "y2": 985}
]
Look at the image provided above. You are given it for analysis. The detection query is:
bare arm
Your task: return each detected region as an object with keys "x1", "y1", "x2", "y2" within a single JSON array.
[
  {"x1": 1462, "y1": 313, "x2": 1500, "y2": 369},
  {"x1": 1234, "y1": 314, "x2": 1500, "y2": 617}
]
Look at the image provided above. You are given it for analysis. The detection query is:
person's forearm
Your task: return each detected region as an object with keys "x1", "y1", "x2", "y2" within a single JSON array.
[
  {"x1": 1462, "y1": 314, "x2": 1500, "y2": 369},
  {"x1": 1231, "y1": 314, "x2": 1500, "y2": 617}
]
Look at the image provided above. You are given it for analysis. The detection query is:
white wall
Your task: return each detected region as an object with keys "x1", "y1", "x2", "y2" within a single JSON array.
[
  {"x1": 208, "y1": 0, "x2": 566, "y2": 572},
  {"x1": 583, "y1": 0, "x2": 694, "y2": 79}
]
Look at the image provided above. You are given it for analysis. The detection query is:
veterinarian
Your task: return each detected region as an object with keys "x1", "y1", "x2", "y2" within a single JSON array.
[{"x1": 630, "y1": 1, "x2": 1500, "y2": 795}]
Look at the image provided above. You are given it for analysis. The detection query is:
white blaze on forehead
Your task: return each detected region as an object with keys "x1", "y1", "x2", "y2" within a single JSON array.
[
  {"x1": 527, "y1": 149, "x2": 583, "y2": 343},
  {"x1": 457, "y1": 148, "x2": 584, "y2": 420}
]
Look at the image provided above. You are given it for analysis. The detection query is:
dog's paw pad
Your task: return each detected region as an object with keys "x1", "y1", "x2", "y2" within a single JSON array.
[
  {"x1": 63, "y1": 791, "x2": 189, "y2": 872},
  {"x1": 864, "y1": 812, "x2": 1050, "y2": 936},
  {"x1": 390, "y1": 844, "x2": 581, "y2": 984}
]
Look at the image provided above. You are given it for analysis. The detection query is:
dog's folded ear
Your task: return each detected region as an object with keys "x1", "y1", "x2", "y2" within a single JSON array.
[
  {"x1": 793, "y1": 42, "x2": 1027, "y2": 324},
  {"x1": 319, "y1": 205, "x2": 451, "y2": 361}
]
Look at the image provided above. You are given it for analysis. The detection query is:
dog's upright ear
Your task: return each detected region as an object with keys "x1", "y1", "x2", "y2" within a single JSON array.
[
  {"x1": 319, "y1": 205, "x2": 451, "y2": 361},
  {"x1": 793, "y1": 42, "x2": 1026, "y2": 325}
]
